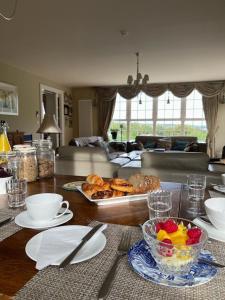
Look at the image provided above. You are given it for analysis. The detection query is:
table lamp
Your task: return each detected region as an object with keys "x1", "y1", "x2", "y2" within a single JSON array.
[{"x1": 36, "y1": 114, "x2": 61, "y2": 139}]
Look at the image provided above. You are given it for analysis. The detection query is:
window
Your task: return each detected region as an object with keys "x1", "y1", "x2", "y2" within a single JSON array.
[{"x1": 110, "y1": 89, "x2": 207, "y2": 141}]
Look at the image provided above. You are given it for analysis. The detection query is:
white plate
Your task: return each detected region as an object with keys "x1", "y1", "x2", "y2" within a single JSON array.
[
  {"x1": 15, "y1": 210, "x2": 73, "y2": 230},
  {"x1": 25, "y1": 225, "x2": 106, "y2": 264},
  {"x1": 76, "y1": 186, "x2": 148, "y2": 206},
  {"x1": 213, "y1": 185, "x2": 225, "y2": 193},
  {"x1": 62, "y1": 181, "x2": 85, "y2": 191}
]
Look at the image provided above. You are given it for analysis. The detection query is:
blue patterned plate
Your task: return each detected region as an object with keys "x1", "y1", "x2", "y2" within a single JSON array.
[{"x1": 128, "y1": 240, "x2": 217, "y2": 287}]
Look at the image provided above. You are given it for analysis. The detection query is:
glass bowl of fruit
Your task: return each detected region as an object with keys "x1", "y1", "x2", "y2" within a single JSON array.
[{"x1": 142, "y1": 218, "x2": 208, "y2": 276}]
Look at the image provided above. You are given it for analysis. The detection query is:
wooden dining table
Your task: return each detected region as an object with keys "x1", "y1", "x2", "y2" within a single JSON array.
[{"x1": 0, "y1": 175, "x2": 208, "y2": 297}]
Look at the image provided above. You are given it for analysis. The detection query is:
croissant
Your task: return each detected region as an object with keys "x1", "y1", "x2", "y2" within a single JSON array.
[{"x1": 86, "y1": 174, "x2": 104, "y2": 186}]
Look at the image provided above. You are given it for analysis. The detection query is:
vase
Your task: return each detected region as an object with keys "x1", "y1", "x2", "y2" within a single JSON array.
[{"x1": 111, "y1": 131, "x2": 118, "y2": 140}]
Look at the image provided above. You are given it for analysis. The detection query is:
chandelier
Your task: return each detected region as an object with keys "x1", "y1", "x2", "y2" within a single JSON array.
[{"x1": 127, "y1": 52, "x2": 149, "y2": 89}]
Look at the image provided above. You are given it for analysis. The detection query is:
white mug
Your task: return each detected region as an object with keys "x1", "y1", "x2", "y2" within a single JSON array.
[
  {"x1": 221, "y1": 174, "x2": 225, "y2": 185},
  {"x1": 204, "y1": 197, "x2": 225, "y2": 230},
  {"x1": 25, "y1": 193, "x2": 69, "y2": 224}
]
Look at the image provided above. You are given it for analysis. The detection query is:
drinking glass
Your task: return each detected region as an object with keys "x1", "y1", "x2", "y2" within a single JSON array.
[
  {"x1": 147, "y1": 190, "x2": 172, "y2": 219},
  {"x1": 6, "y1": 179, "x2": 27, "y2": 208},
  {"x1": 187, "y1": 174, "x2": 206, "y2": 216}
]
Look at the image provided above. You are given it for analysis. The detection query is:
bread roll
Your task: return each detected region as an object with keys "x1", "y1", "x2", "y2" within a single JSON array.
[{"x1": 128, "y1": 174, "x2": 160, "y2": 194}]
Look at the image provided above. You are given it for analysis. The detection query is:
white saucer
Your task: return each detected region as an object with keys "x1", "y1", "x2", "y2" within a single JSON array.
[
  {"x1": 193, "y1": 217, "x2": 225, "y2": 242},
  {"x1": 213, "y1": 185, "x2": 225, "y2": 193},
  {"x1": 25, "y1": 225, "x2": 106, "y2": 265},
  {"x1": 15, "y1": 210, "x2": 73, "y2": 230}
]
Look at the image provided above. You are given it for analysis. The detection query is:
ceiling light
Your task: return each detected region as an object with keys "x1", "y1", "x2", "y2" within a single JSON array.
[
  {"x1": 120, "y1": 29, "x2": 128, "y2": 37},
  {"x1": 0, "y1": 0, "x2": 18, "y2": 21},
  {"x1": 127, "y1": 52, "x2": 149, "y2": 90}
]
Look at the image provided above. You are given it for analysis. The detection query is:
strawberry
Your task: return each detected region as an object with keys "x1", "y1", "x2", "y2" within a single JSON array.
[
  {"x1": 161, "y1": 238, "x2": 173, "y2": 249},
  {"x1": 186, "y1": 237, "x2": 199, "y2": 245},
  {"x1": 187, "y1": 228, "x2": 202, "y2": 239},
  {"x1": 158, "y1": 239, "x2": 173, "y2": 257},
  {"x1": 163, "y1": 219, "x2": 178, "y2": 233},
  {"x1": 155, "y1": 222, "x2": 164, "y2": 233}
]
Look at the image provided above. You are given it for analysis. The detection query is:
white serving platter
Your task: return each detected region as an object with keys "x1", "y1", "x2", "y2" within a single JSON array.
[{"x1": 76, "y1": 186, "x2": 148, "y2": 206}]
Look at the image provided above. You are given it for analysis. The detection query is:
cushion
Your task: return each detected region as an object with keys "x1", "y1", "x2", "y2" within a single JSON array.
[
  {"x1": 156, "y1": 138, "x2": 172, "y2": 150},
  {"x1": 144, "y1": 142, "x2": 156, "y2": 149},
  {"x1": 184, "y1": 142, "x2": 200, "y2": 152},
  {"x1": 69, "y1": 138, "x2": 77, "y2": 146},
  {"x1": 173, "y1": 140, "x2": 189, "y2": 151}
]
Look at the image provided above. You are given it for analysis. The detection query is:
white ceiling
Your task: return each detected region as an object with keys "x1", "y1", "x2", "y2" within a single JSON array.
[{"x1": 0, "y1": 0, "x2": 225, "y2": 87}]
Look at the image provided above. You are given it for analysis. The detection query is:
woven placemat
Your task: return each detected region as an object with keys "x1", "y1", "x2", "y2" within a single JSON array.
[
  {"x1": 15, "y1": 221, "x2": 225, "y2": 300},
  {"x1": 0, "y1": 208, "x2": 23, "y2": 241}
]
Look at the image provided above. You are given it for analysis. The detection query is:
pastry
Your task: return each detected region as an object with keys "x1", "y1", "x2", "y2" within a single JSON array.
[
  {"x1": 86, "y1": 174, "x2": 104, "y2": 186},
  {"x1": 110, "y1": 178, "x2": 134, "y2": 193},
  {"x1": 81, "y1": 182, "x2": 98, "y2": 197},
  {"x1": 112, "y1": 190, "x2": 125, "y2": 197},
  {"x1": 91, "y1": 190, "x2": 113, "y2": 199},
  {"x1": 82, "y1": 181, "x2": 111, "y2": 197}
]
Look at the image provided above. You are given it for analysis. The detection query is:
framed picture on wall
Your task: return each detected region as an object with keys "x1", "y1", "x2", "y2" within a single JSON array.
[{"x1": 0, "y1": 82, "x2": 19, "y2": 115}]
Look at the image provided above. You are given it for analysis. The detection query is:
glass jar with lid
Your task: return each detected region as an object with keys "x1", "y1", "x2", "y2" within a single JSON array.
[
  {"x1": 13, "y1": 145, "x2": 38, "y2": 182},
  {"x1": 33, "y1": 139, "x2": 55, "y2": 178}
]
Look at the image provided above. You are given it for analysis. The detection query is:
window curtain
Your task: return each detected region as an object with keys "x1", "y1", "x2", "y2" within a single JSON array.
[
  {"x1": 202, "y1": 96, "x2": 219, "y2": 158},
  {"x1": 96, "y1": 87, "x2": 117, "y2": 140},
  {"x1": 96, "y1": 81, "x2": 225, "y2": 151}
]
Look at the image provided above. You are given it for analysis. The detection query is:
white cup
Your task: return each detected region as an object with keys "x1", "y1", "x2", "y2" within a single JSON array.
[
  {"x1": 204, "y1": 197, "x2": 225, "y2": 230},
  {"x1": 221, "y1": 174, "x2": 225, "y2": 185},
  {"x1": 25, "y1": 193, "x2": 69, "y2": 224}
]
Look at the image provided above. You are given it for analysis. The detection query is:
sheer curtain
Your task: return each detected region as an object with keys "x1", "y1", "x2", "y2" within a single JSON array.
[{"x1": 202, "y1": 96, "x2": 219, "y2": 158}]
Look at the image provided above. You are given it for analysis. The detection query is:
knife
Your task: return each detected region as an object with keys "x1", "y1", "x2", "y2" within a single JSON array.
[
  {"x1": 0, "y1": 217, "x2": 14, "y2": 227},
  {"x1": 59, "y1": 223, "x2": 106, "y2": 268},
  {"x1": 199, "y1": 215, "x2": 211, "y2": 224}
]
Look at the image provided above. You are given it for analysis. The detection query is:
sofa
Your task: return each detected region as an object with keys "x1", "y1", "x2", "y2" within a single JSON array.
[
  {"x1": 118, "y1": 151, "x2": 222, "y2": 184},
  {"x1": 135, "y1": 135, "x2": 207, "y2": 152},
  {"x1": 55, "y1": 146, "x2": 132, "y2": 178}
]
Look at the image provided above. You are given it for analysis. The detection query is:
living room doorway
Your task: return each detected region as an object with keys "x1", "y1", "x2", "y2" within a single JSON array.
[{"x1": 39, "y1": 84, "x2": 65, "y2": 148}]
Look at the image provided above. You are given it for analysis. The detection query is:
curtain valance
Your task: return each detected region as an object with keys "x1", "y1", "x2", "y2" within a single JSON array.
[{"x1": 96, "y1": 80, "x2": 225, "y2": 101}]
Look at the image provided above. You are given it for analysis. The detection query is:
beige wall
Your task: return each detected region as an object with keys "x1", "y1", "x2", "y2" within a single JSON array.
[
  {"x1": 72, "y1": 87, "x2": 97, "y2": 137},
  {"x1": 0, "y1": 62, "x2": 72, "y2": 143}
]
